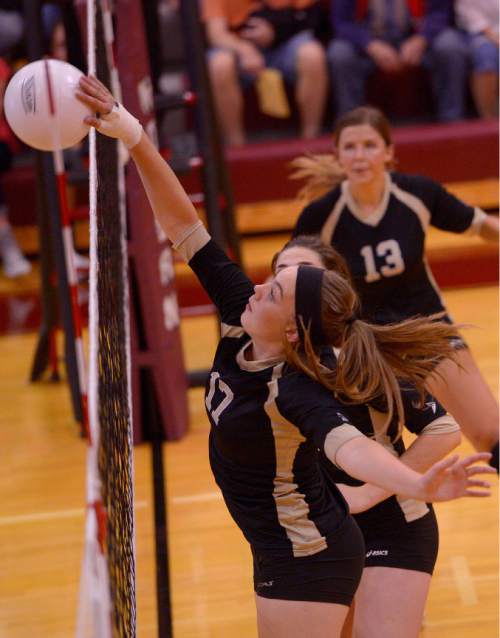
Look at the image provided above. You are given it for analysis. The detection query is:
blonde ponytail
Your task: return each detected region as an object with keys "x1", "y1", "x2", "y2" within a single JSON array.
[{"x1": 289, "y1": 154, "x2": 345, "y2": 203}]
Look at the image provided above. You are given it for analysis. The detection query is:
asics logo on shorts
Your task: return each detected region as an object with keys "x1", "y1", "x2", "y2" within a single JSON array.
[
  {"x1": 257, "y1": 580, "x2": 274, "y2": 588},
  {"x1": 366, "y1": 550, "x2": 388, "y2": 557}
]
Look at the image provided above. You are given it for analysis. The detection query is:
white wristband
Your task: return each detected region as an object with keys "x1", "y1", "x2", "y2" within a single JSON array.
[{"x1": 98, "y1": 102, "x2": 143, "y2": 149}]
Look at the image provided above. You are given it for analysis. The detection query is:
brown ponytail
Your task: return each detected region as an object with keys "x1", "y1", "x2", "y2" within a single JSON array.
[
  {"x1": 284, "y1": 269, "x2": 460, "y2": 435},
  {"x1": 334, "y1": 315, "x2": 459, "y2": 435}
]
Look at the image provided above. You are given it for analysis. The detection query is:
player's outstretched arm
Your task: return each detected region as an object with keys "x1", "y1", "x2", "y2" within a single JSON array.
[
  {"x1": 332, "y1": 435, "x2": 494, "y2": 503},
  {"x1": 76, "y1": 75, "x2": 198, "y2": 245},
  {"x1": 338, "y1": 428, "x2": 462, "y2": 513}
]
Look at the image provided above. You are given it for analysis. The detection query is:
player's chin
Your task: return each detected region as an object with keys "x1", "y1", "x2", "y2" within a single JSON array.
[
  {"x1": 351, "y1": 169, "x2": 372, "y2": 181},
  {"x1": 240, "y1": 308, "x2": 251, "y2": 331}
]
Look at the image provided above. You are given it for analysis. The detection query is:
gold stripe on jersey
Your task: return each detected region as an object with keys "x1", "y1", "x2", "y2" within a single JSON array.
[
  {"x1": 390, "y1": 181, "x2": 431, "y2": 232},
  {"x1": 420, "y1": 414, "x2": 460, "y2": 435},
  {"x1": 264, "y1": 364, "x2": 328, "y2": 557},
  {"x1": 221, "y1": 323, "x2": 245, "y2": 339},
  {"x1": 423, "y1": 256, "x2": 447, "y2": 312},
  {"x1": 320, "y1": 189, "x2": 348, "y2": 245},
  {"x1": 368, "y1": 406, "x2": 429, "y2": 523}
]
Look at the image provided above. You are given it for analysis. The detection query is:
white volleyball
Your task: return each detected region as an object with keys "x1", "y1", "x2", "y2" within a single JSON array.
[{"x1": 4, "y1": 59, "x2": 91, "y2": 151}]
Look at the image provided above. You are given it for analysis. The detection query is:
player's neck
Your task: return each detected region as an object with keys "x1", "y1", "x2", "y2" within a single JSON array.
[
  {"x1": 247, "y1": 339, "x2": 284, "y2": 363},
  {"x1": 348, "y1": 174, "x2": 387, "y2": 214}
]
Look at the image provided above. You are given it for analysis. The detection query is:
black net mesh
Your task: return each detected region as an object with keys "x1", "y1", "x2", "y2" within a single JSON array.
[{"x1": 95, "y1": 6, "x2": 136, "y2": 637}]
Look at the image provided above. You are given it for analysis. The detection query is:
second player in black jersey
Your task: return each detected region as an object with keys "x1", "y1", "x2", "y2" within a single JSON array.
[
  {"x1": 77, "y1": 77, "x2": 495, "y2": 638},
  {"x1": 295, "y1": 171, "x2": 482, "y2": 324},
  {"x1": 291, "y1": 105, "x2": 499, "y2": 478}
]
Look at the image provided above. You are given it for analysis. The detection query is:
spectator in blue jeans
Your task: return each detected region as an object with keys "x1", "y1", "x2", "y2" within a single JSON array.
[
  {"x1": 203, "y1": 0, "x2": 328, "y2": 146},
  {"x1": 328, "y1": 0, "x2": 468, "y2": 121},
  {"x1": 455, "y1": 0, "x2": 498, "y2": 119}
]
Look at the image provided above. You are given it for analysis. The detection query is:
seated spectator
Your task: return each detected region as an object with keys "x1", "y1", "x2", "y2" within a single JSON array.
[
  {"x1": 202, "y1": 0, "x2": 328, "y2": 145},
  {"x1": 0, "y1": 57, "x2": 30, "y2": 277},
  {"x1": 328, "y1": 0, "x2": 468, "y2": 122},
  {"x1": 0, "y1": 1, "x2": 23, "y2": 57},
  {"x1": 455, "y1": 0, "x2": 498, "y2": 119}
]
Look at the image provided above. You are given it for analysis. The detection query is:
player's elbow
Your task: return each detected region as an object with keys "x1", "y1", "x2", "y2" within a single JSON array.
[{"x1": 448, "y1": 429, "x2": 462, "y2": 452}]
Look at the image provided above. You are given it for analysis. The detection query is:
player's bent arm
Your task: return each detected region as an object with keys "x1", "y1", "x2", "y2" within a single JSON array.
[
  {"x1": 331, "y1": 435, "x2": 425, "y2": 501},
  {"x1": 339, "y1": 429, "x2": 462, "y2": 513},
  {"x1": 330, "y1": 433, "x2": 493, "y2": 502}
]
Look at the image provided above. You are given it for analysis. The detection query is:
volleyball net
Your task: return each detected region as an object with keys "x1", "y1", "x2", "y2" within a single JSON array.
[{"x1": 76, "y1": 1, "x2": 136, "y2": 636}]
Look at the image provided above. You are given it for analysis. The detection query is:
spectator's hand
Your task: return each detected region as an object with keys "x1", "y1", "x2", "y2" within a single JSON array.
[
  {"x1": 400, "y1": 34, "x2": 427, "y2": 66},
  {"x1": 237, "y1": 42, "x2": 266, "y2": 75},
  {"x1": 484, "y1": 28, "x2": 500, "y2": 47},
  {"x1": 239, "y1": 17, "x2": 275, "y2": 49},
  {"x1": 366, "y1": 40, "x2": 402, "y2": 73}
]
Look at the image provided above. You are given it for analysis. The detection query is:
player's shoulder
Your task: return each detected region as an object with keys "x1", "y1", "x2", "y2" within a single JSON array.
[
  {"x1": 277, "y1": 366, "x2": 344, "y2": 410},
  {"x1": 215, "y1": 331, "x2": 250, "y2": 360},
  {"x1": 391, "y1": 171, "x2": 440, "y2": 198},
  {"x1": 304, "y1": 185, "x2": 342, "y2": 215}
]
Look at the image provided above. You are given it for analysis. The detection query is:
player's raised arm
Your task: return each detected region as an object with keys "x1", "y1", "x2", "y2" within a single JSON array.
[{"x1": 76, "y1": 75, "x2": 199, "y2": 245}]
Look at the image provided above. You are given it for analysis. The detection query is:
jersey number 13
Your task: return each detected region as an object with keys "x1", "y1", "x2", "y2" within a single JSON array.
[{"x1": 360, "y1": 240, "x2": 405, "y2": 283}]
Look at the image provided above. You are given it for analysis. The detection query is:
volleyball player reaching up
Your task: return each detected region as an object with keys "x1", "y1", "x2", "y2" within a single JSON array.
[
  {"x1": 77, "y1": 77, "x2": 494, "y2": 638},
  {"x1": 273, "y1": 236, "x2": 462, "y2": 638},
  {"x1": 291, "y1": 106, "x2": 500, "y2": 471}
]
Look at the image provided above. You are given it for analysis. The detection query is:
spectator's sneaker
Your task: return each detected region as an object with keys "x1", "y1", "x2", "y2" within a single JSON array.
[{"x1": 0, "y1": 228, "x2": 32, "y2": 278}]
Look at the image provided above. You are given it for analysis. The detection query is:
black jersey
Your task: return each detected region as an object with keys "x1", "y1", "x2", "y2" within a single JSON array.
[
  {"x1": 188, "y1": 238, "x2": 366, "y2": 558},
  {"x1": 294, "y1": 172, "x2": 479, "y2": 323}
]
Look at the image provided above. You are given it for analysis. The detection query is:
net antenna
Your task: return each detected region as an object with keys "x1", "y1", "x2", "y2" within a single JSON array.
[{"x1": 76, "y1": 0, "x2": 136, "y2": 635}]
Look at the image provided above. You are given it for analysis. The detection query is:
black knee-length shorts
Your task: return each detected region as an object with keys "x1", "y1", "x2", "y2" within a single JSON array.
[{"x1": 252, "y1": 515, "x2": 365, "y2": 606}]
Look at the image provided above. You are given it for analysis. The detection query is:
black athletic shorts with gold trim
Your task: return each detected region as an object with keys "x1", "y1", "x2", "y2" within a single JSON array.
[
  {"x1": 252, "y1": 515, "x2": 365, "y2": 605},
  {"x1": 358, "y1": 505, "x2": 439, "y2": 574}
]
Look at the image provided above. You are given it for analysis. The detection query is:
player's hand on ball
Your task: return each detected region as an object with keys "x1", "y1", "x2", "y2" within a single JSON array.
[
  {"x1": 76, "y1": 75, "x2": 143, "y2": 149},
  {"x1": 76, "y1": 75, "x2": 114, "y2": 122}
]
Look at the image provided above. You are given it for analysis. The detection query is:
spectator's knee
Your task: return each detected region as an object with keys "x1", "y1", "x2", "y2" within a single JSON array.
[
  {"x1": 327, "y1": 39, "x2": 357, "y2": 69},
  {"x1": 432, "y1": 28, "x2": 467, "y2": 60},
  {"x1": 208, "y1": 50, "x2": 238, "y2": 85},
  {"x1": 296, "y1": 40, "x2": 326, "y2": 71}
]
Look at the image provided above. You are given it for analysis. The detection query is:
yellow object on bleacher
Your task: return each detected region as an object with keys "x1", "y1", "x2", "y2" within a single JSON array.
[{"x1": 256, "y1": 68, "x2": 291, "y2": 119}]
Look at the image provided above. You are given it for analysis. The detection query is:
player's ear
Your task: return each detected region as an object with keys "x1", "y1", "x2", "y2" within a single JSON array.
[
  {"x1": 385, "y1": 143, "x2": 395, "y2": 165},
  {"x1": 285, "y1": 325, "x2": 299, "y2": 344}
]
